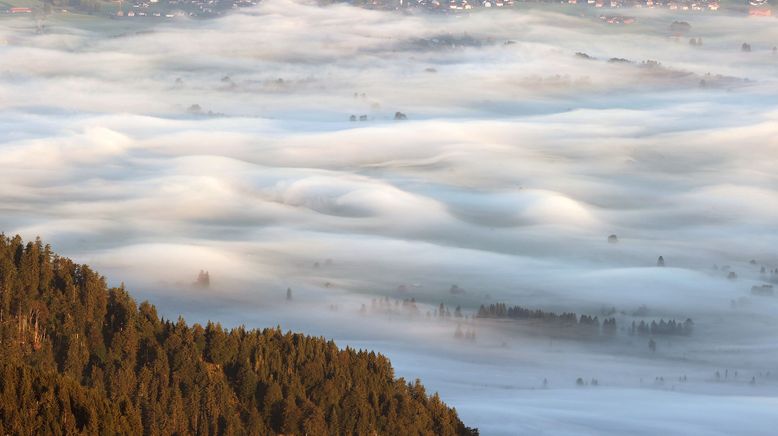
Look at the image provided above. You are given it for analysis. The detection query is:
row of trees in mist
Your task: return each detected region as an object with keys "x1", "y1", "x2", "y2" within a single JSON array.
[
  {"x1": 476, "y1": 303, "x2": 617, "y2": 334},
  {"x1": 630, "y1": 319, "x2": 693, "y2": 336},
  {"x1": 477, "y1": 303, "x2": 693, "y2": 338},
  {"x1": 0, "y1": 235, "x2": 477, "y2": 435},
  {"x1": 363, "y1": 297, "x2": 474, "y2": 322}
]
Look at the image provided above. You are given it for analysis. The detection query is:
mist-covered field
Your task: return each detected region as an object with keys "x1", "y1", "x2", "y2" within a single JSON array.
[{"x1": 2, "y1": 2, "x2": 778, "y2": 434}]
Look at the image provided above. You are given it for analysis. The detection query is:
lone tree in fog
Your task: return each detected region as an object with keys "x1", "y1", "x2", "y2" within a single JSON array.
[
  {"x1": 648, "y1": 338, "x2": 657, "y2": 353},
  {"x1": 608, "y1": 234, "x2": 618, "y2": 243},
  {"x1": 286, "y1": 287, "x2": 293, "y2": 300},
  {"x1": 454, "y1": 323, "x2": 464, "y2": 339},
  {"x1": 657, "y1": 256, "x2": 665, "y2": 267}
]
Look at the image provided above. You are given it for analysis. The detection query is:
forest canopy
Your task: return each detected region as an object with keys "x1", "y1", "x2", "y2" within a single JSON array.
[{"x1": 0, "y1": 234, "x2": 477, "y2": 435}]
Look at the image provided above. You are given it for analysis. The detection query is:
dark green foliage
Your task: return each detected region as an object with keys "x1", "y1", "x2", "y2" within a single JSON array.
[{"x1": 0, "y1": 235, "x2": 477, "y2": 436}]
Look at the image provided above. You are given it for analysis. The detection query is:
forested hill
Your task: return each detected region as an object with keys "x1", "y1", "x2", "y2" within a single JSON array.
[{"x1": 0, "y1": 235, "x2": 477, "y2": 435}]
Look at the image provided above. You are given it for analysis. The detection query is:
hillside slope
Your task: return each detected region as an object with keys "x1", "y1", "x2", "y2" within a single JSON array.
[{"x1": 0, "y1": 235, "x2": 477, "y2": 435}]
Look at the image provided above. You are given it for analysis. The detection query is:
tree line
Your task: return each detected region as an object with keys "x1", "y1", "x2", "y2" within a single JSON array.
[
  {"x1": 476, "y1": 303, "x2": 617, "y2": 335},
  {"x1": 477, "y1": 303, "x2": 693, "y2": 338},
  {"x1": 630, "y1": 319, "x2": 693, "y2": 336}
]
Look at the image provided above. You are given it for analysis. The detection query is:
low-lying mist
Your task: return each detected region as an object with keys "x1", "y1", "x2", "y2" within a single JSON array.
[{"x1": 2, "y1": 1, "x2": 777, "y2": 434}]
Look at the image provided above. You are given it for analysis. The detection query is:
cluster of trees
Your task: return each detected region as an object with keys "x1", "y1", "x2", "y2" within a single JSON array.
[
  {"x1": 365, "y1": 296, "x2": 422, "y2": 317},
  {"x1": 630, "y1": 319, "x2": 693, "y2": 336},
  {"x1": 576, "y1": 377, "x2": 599, "y2": 387},
  {"x1": 689, "y1": 37, "x2": 704, "y2": 46},
  {"x1": 477, "y1": 303, "x2": 576, "y2": 323},
  {"x1": 430, "y1": 302, "x2": 467, "y2": 319},
  {"x1": 670, "y1": 21, "x2": 691, "y2": 33},
  {"x1": 453, "y1": 324, "x2": 476, "y2": 341},
  {"x1": 363, "y1": 298, "x2": 473, "y2": 324},
  {"x1": 0, "y1": 235, "x2": 477, "y2": 435},
  {"x1": 476, "y1": 303, "x2": 616, "y2": 335}
]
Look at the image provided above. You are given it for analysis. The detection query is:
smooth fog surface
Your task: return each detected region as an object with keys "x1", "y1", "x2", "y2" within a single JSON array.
[{"x1": 2, "y1": 1, "x2": 778, "y2": 434}]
